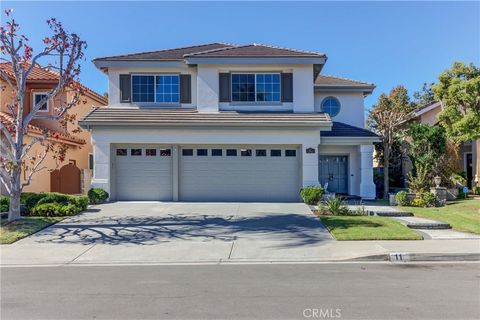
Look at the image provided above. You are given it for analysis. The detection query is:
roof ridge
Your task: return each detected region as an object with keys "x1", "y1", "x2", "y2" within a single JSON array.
[
  {"x1": 184, "y1": 43, "x2": 245, "y2": 57},
  {"x1": 249, "y1": 43, "x2": 326, "y2": 57},
  {"x1": 93, "y1": 42, "x2": 233, "y2": 61},
  {"x1": 185, "y1": 43, "x2": 326, "y2": 57},
  {"x1": 318, "y1": 74, "x2": 374, "y2": 86}
]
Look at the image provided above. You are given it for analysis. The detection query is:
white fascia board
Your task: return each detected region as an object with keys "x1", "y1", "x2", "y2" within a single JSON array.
[
  {"x1": 320, "y1": 136, "x2": 381, "y2": 145},
  {"x1": 185, "y1": 57, "x2": 327, "y2": 65},
  {"x1": 93, "y1": 60, "x2": 187, "y2": 70},
  {"x1": 314, "y1": 86, "x2": 375, "y2": 93}
]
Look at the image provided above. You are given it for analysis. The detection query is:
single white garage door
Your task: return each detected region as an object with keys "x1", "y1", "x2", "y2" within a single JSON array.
[
  {"x1": 114, "y1": 145, "x2": 173, "y2": 201},
  {"x1": 179, "y1": 146, "x2": 301, "y2": 202}
]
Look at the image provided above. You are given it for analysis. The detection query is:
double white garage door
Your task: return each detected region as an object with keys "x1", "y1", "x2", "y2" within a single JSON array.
[{"x1": 114, "y1": 145, "x2": 301, "y2": 202}]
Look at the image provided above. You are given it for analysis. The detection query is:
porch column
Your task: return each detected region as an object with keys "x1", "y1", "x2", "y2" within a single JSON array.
[
  {"x1": 358, "y1": 144, "x2": 376, "y2": 199},
  {"x1": 302, "y1": 144, "x2": 319, "y2": 187},
  {"x1": 474, "y1": 139, "x2": 479, "y2": 187},
  {"x1": 91, "y1": 142, "x2": 111, "y2": 197}
]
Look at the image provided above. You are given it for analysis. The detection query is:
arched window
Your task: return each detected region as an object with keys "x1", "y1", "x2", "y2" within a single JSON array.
[{"x1": 321, "y1": 97, "x2": 341, "y2": 117}]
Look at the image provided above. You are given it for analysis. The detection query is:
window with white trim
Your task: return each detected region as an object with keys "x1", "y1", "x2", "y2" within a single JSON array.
[
  {"x1": 33, "y1": 92, "x2": 49, "y2": 111},
  {"x1": 132, "y1": 74, "x2": 179, "y2": 103},
  {"x1": 231, "y1": 73, "x2": 281, "y2": 102},
  {"x1": 321, "y1": 97, "x2": 341, "y2": 117}
]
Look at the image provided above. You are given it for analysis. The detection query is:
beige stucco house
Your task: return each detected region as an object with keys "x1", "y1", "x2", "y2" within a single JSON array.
[{"x1": 1, "y1": 63, "x2": 107, "y2": 195}]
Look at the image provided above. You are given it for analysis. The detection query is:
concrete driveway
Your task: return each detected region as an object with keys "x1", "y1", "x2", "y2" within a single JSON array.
[{"x1": 2, "y1": 202, "x2": 334, "y2": 265}]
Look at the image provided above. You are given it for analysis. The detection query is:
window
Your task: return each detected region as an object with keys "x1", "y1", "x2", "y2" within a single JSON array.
[
  {"x1": 256, "y1": 149, "x2": 266, "y2": 157},
  {"x1": 131, "y1": 149, "x2": 142, "y2": 156},
  {"x1": 146, "y1": 149, "x2": 157, "y2": 156},
  {"x1": 231, "y1": 73, "x2": 281, "y2": 102},
  {"x1": 88, "y1": 153, "x2": 94, "y2": 170},
  {"x1": 132, "y1": 74, "x2": 179, "y2": 103},
  {"x1": 256, "y1": 74, "x2": 280, "y2": 102},
  {"x1": 116, "y1": 149, "x2": 127, "y2": 156},
  {"x1": 33, "y1": 93, "x2": 49, "y2": 111},
  {"x1": 321, "y1": 97, "x2": 341, "y2": 117},
  {"x1": 182, "y1": 149, "x2": 193, "y2": 156},
  {"x1": 285, "y1": 150, "x2": 296, "y2": 157},
  {"x1": 212, "y1": 149, "x2": 223, "y2": 156},
  {"x1": 160, "y1": 149, "x2": 171, "y2": 156},
  {"x1": 241, "y1": 149, "x2": 252, "y2": 157},
  {"x1": 271, "y1": 150, "x2": 281, "y2": 157},
  {"x1": 226, "y1": 149, "x2": 237, "y2": 156},
  {"x1": 197, "y1": 149, "x2": 208, "y2": 156}
]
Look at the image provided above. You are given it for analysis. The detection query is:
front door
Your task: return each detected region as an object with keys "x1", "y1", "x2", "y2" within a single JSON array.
[
  {"x1": 318, "y1": 155, "x2": 348, "y2": 194},
  {"x1": 466, "y1": 153, "x2": 473, "y2": 189}
]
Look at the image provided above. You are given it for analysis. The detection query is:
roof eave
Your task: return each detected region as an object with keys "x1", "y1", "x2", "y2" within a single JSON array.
[{"x1": 184, "y1": 56, "x2": 327, "y2": 65}]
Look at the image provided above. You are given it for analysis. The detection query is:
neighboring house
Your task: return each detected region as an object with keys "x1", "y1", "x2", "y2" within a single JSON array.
[
  {"x1": 404, "y1": 101, "x2": 479, "y2": 189},
  {"x1": 80, "y1": 43, "x2": 380, "y2": 202},
  {"x1": 0, "y1": 63, "x2": 108, "y2": 195}
]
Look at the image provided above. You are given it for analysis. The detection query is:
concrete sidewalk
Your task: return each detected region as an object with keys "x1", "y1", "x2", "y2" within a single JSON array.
[{"x1": 2, "y1": 238, "x2": 479, "y2": 266}]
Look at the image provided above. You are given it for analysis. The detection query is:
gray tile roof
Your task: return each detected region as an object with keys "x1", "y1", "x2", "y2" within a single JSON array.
[
  {"x1": 93, "y1": 43, "x2": 325, "y2": 61},
  {"x1": 79, "y1": 108, "x2": 332, "y2": 128},
  {"x1": 315, "y1": 75, "x2": 375, "y2": 88},
  {"x1": 321, "y1": 122, "x2": 379, "y2": 137}
]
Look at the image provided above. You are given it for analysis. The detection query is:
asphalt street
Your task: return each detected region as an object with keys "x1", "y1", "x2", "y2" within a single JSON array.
[{"x1": 1, "y1": 262, "x2": 479, "y2": 320}]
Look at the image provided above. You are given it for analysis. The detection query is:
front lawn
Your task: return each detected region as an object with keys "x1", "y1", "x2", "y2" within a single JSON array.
[
  {"x1": 0, "y1": 216, "x2": 65, "y2": 244},
  {"x1": 405, "y1": 199, "x2": 480, "y2": 234},
  {"x1": 320, "y1": 215, "x2": 423, "y2": 241}
]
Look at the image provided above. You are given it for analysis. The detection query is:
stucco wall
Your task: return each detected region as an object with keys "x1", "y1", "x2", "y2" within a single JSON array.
[{"x1": 314, "y1": 92, "x2": 366, "y2": 128}]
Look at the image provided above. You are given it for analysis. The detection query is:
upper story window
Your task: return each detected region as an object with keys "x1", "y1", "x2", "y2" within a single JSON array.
[
  {"x1": 132, "y1": 74, "x2": 179, "y2": 103},
  {"x1": 33, "y1": 92, "x2": 49, "y2": 111},
  {"x1": 231, "y1": 73, "x2": 281, "y2": 102},
  {"x1": 321, "y1": 96, "x2": 341, "y2": 117}
]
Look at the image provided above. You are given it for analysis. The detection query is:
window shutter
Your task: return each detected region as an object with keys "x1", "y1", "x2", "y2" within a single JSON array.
[
  {"x1": 219, "y1": 73, "x2": 231, "y2": 102},
  {"x1": 281, "y1": 73, "x2": 293, "y2": 103},
  {"x1": 119, "y1": 74, "x2": 131, "y2": 103},
  {"x1": 180, "y1": 74, "x2": 192, "y2": 104}
]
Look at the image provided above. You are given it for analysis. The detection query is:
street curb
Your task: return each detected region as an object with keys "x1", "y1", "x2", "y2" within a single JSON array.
[{"x1": 350, "y1": 253, "x2": 480, "y2": 262}]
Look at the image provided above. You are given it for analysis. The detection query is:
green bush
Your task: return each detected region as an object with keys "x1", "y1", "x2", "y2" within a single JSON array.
[
  {"x1": 300, "y1": 186, "x2": 325, "y2": 205},
  {"x1": 411, "y1": 196, "x2": 426, "y2": 208},
  {"x1": 0, "y1": 196, "x2": 9, "y2": 212},
  {"x1": 36, "y1": 192, "x2": 72, "y2": 206},
  {"x1": 88, "y1": 188, "x2": 109, "y2": 204},
  {"x1": 473, "y1": 186, "x2": 480, "y2": 195},
  {"x1": 318, "y1": 196, "x2": 350, "y2": 216},
  {"x1": 30, "y1": 202, "x2": 80, "y2": 217},
  {"x1": 457, "y1": 187, "x2": 468, "y2": 199},
  {"x1": 23, "y1": 193, "x2": 48, "y2": 212},
  {"x1": 420, "y1": 192, "x2": 437, "y2": 207},
  {"x1": 71, "y1": 195, "x2": 89, "y2": 211},
  {"x1": 395, "y1": 191, "x2": 410, "y2": 206}
]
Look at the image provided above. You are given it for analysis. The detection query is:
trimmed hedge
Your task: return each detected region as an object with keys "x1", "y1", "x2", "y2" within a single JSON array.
[
  {"x1": 30, "y1": 202, "x2": 80, "y2": 217},
  {"x1": 300, "y1": 186, "x2": 325, "y2": 205},
  {"x1": 88, "y1": 188, "x2": 109, "y2": 204}
]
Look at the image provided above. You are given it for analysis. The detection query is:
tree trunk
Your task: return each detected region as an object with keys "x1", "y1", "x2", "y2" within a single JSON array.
[
  {"x1": 8, "y1": 169, "x2": 21, "y2": 221},
  {"x1": 383, "y1": 144, "x2": 390, "y2": 200}
]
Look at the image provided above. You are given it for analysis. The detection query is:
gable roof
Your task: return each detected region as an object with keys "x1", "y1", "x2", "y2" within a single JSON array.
[
  {"x1": 0, "y1": 62, "x2": 107, "y2": 105},
  {"x1": 321, "y1": 121, "x2": 379, "y2": 138},
  {"x1": 93, "y1": 43, "x2": 234, "y2": 61},
  {"x1": 184, "y1": 44, "x2": 326, "y2": 58},
  {"x1": 315, "y1": 74, "x2": 375, "y2": 88},
  {"x1": 0, "y1": 111, "x2": 86, "y2": 145}
]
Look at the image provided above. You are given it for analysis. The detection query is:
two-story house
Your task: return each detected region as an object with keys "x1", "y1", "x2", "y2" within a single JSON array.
[
  {"x1": 1, "y1": 62, "x2": 107, "y2": 195},
  {"x1": 80, "y1": 43, "x2": 380, "y2": 202}
]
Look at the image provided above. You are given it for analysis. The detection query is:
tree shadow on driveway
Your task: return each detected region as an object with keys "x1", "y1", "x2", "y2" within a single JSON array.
[{"x1": 30, "y1": 212, "x2": 333, "y2": 247}]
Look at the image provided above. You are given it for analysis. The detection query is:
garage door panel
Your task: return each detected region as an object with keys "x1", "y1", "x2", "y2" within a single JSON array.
[
  {"x1": 115, "y1": 146, "x2": 173, "y2": 201},
  {"x1": 179, "y1": 146, "x2": 300, "y2": 202}
]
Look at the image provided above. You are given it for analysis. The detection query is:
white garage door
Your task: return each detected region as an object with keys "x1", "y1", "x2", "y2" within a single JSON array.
[
  {"x1": 179, "y1": 146, "x2": 301, "y2": 202},
  {"x1": 114, "y1": 146, "x2": 173, "y2": 201}
]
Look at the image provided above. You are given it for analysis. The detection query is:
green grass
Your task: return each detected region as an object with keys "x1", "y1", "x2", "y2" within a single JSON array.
[
  {"x1": 0, "y1": 216, "x2": 65, "y2": 244},
  {"x1": 320, "y1": 215, "x2": 423, "y2": 241},
  {"x1": 404, "y1": 199, "x2": 480, "y2": 234}
]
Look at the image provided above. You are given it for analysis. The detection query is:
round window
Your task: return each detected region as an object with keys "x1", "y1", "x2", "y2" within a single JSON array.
[{"x1": 321, "y1": 97, "x2": 341, "y2": 117}]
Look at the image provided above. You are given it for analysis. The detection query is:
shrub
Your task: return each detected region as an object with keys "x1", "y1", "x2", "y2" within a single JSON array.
[
  {"x1": 0, "y1": 196, "x2": 9, "y2": 212},
  {"x1": 318, "y1": 196, "x2": 350, "y2": 216},
  {"x1": 88, "y1": 188, "x2": 109, "y2": 204},
  {"x1": 473, "y1": 186, "x2": 480, "y2": 196},
  {"x1": 420, "y1": 192, "x2": 437, "y2": 207},
  {"x1": 30, "y1": 202, "x2": 79, "y2": 217},
  {"x1": 300, "y1": 186, "x2": 325, "y2": 205},
  {"x1": 395, "y1": 191, "x2": 410, "y2": 206},
  {"x1": 23, "y1": 193, "x2": 48, "y2": 212},
  {"x1": 36, "y1": 192, "x2": 72, "y2": 206},
  {"x1": 457, "y1": 187, "x2": 468, "y2": 199},
  {"x1": 411, "y1": 196, "x2": 426, "y2": 208},
  {"x1": 71, "y1": 195, "x2": 89, "y2": 211}
]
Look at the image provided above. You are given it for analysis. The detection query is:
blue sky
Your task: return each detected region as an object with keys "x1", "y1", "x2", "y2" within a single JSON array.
[{"x1": 2, "y1": 1, "x2": 479, "y2": 109}]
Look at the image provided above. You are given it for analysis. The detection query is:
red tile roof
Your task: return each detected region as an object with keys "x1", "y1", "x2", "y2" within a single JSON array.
[
  {"x1": 0, "y1": 62, "x2": 107, "y2": 105},
  {"x1": 0, "y1": 111, "x2": 86, "y2": 145}
]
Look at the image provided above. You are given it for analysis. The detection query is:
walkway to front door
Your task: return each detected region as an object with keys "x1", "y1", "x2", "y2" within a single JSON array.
[{"x1": 319, "y1": 155, "x2": 348, "y2": 194}]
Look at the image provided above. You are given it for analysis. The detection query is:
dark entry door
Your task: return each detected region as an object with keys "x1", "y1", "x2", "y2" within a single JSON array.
[
  {"x1": 466, "y1": 153, "x2": 473, "y2": 189},
  {"x1": 319, "y1": 155, "x2": 348, "y2": 194}
]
